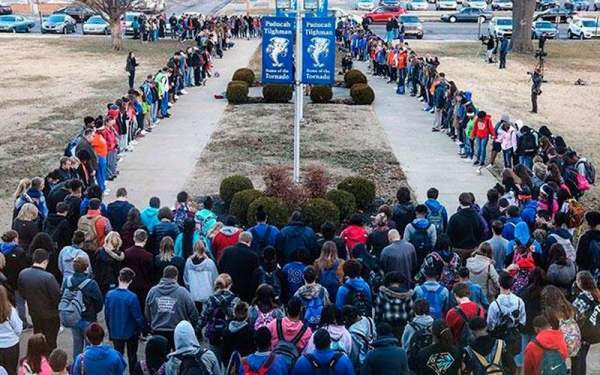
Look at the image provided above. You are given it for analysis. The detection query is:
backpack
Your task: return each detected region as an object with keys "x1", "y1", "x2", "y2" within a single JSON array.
[
  {"x1": 43, "y1": 221, "x2": 61, "y2": 248},
  {"x1": 251, "y1": 226, "x2": 272, "y2": 254},
  {"x1": 177, "y1": 349, "x2": 210, "y2": 375},
  {"x1": 173, "y1": 206, "x2": 190, "y2": 230},
  {"x1": 558, "y1": 317, "x2": 581, "y2": 357},
  {"x1": 576, "y1": 293, "x2": 600, "y2": 344},
  {"x1": 272, "y1": 318, "x2": 308, "y2": 371},
  {"x1": 407, "y1": 322, "x2": 433, "y2": 371},
  {"x1": 520, "y1": 132, "x2": 538, "y2": 154},
  {"x1": 78, "y1": 215, "x2": 101, "y2": 253},
  {"x1": 590, "y1": 239, "x2": 600, "y2": 273},
  {"x1": 257, "y1": 266, "x2": 282, "y2": 300},
  {"x1": 531, "y1": 338, "x2": 568, "y2": 375},
  {"x1": 319, "y1": 260, "x2": 341, "y2": 301},
  {"x1": 253, "y1": 306, "x2": 277, "y2": 330},
  {"x1": 576, "y1": 160, "x2": 596, "y2": 185},
  {"x1": 139, "y1": 360, "x2": 165, "y2": 375},
  {"x1": 349, "y1": 317, "x2": 375, "y2": 365},
  {"x1": 367, "y1": 267, "x2": 385, "y2": 296},
  {"x1": 419, "y1": 284, "x2": 445, "y2": 319},
  {"x1": 490, "y1": 300, "x2": 522, "y2": 355},
  {"x1": 511, "y1": 268, "x2": 531, "y2": 297},
  {"x1": 302, "y1": 288, "x2": 326, "y2": 330},
  {"x1": 431, "y1": 252, "x2": 459, "y2": 290},
  {"x1": 565, "y1": 199, "x2": 585, "y2": 229},
  {"x1": 64, "y1": 135, "x2": 81, "y2": 157},
  {"x1": 58, "y1": 277, "x2": 92, "y2": 328},
  {"x1": 455, "y1": 306, "x2": 481, "y2": 348},
  {"x1": 330, "y1": 336, "x2": 348, "y2": 353},
  {"x1": 241, "y1": 353, "x2": 277, "y2": 375},
  {"x1": 304, "y1": 352, "x2": 343, "y2": 375},
  {"x1": 343, "y1": 284, "x2": 372, "y2": 317},
  {"x1": 465, "y1": 339, "x2": 505, "y2": 375},
  {"x1": 427, "y1": 206, "x2": 444, "y2": 235},
  {"x1": 548, "y1": 233, "x2": 576, "y2": 262},
  {"x1": 206, "y1": 298, "x2": 231, "y2": 345},
  {"x1": 409, "y1": 223, "x2": 434, "y2": 263}
]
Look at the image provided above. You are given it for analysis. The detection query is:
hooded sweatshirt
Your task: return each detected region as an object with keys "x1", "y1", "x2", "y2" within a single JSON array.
[
  {"x1": 336, "y1": 278, "x2": 372, "y2": 310},
  {"x1": 401, "y1": 314, "x2": 434, "y2": 352},
  {"x1": 424, "y1": 198, "x2": 448, "y2": 231},
  {"x1": 145, "y1": 278, "x2": 199, "y2": 331},
  {"x1": 362, "y1": 335, "x2": 409, "y2": 375},
  {"x1": 340, "y1": 225, "x2": 368, "y2": 253},
  {"x1": 303, "y1": 324, "x2": 353, "y2": 355},
  {"x1": 447, "y1": 208, "x2": 484, "y2": 249},
  {"x1": 523, "y1": 329, "x2": 568, "y2": 375},
  {"x1": 212, "y1": 226, "x2": 242, "y2": 262},
  {"x1": 166, "y1": 321, "x2": 222, "y2": 375},
  {"x1": 470, "y1": 114, "x2": 495, "y2": 139},
  {"x1": 404, "y1": 218, "x2": 437, "y2": 252},
  {"x1": 72, "y1": 344, "x2": 126, "y2": 375},
  {"x1": 140, "y1": 206, "x2": 160, "y2": 234},
  {"x1": 58, "y1": 245, "x2": 91, "y2": 279},
  {"x1": 487, "y1": 292, "x2": 526, "y2": 332},
  {"x1": 506, "y1": 222, "x2": 542, "y2": 266},
  {"x1": 183, "y1": 256, "x2": 218, "y2": 302},
  {"x1": 244, "y1": 351, "x2": 289, "y2": 375},
  {"x1": 268, "y1": 317, "x2": 313, "y2": 353},
  {"x1": 375, "y1": 286, "x2": 414, "y2": 326},
  {"x1": 295, "y1": 283, "x2": 330, "y2": 305},
  {"x1": 521, "y1": 200, "x2": 538, "y2": 229},
  {"x1": 466, "y1": 254, "x2": 499, "y2": 300}
]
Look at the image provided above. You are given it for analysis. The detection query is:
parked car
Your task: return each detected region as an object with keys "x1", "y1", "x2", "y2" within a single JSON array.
[
  {"x1": 41, "y1": 14, "x2": 77, "y2": 34},
  {"x1": 531, "y1": 20, "x2": 558, "y2": 38},
  {"x1": 328, "y1": 8, "x2": 363, "y2": 24},
  {"x1": 122, "y1": 12, "x2": 142, "y2": 34},
  {"x1": 53, "y1": 6, "x2": 95, "y2": 22},
  {"x1": 488, "y1": 16, "x2": 512, "y2": 38},
  {"x1": 132, "y1": 0, "x2": 165, "y2": 13},
  {"x1": 564, "y1": 0, "x2": 589, "y2": 11},
  {"x1": 381, "y1": 0, "x2": 400, "y2": 6},
  {"x1": 567, "y1": 18, "x2": 600, "y2": 38},
  {"x1": 83, "y1": 15, "x2": 110, "y2": 35},
  {"x1": 463, "y1": 0, "x2": 487, "y2": 9},
  {"x1": 356, "y1": 0, "x2": 376, "y2": 10},
  {"x1": 0, "y1": 15, "x2": 34, "y2": 32},
  {"x1": 364, "y1": 6, "x2": 405, "y2": 22},
  {"x1": 436, "y1": 0, "x2": 458, "y2": 10},
  {"x1": 535, "y1": 7, "x2": 576, "y2": 22},
  {"x1": 398, "y1": 14, "x2": 424, "y2": 38},
  {"x1": 491, "y1": 0, "x2": 513, "y2": 10},
  {"x1": 440, "y1": 7, "x2": 491, "y2": 22},
  {"x1": 407, "y1": 0, "x2": 429, "y2": 10},
  {"x1": 536, "y1": 0, "x2": 559, "y2": 10},
  {"x1": 594, "y1": 0, "x2": 600, "y2": 10},
  {"x1": 0, "y1": 2, "x2": 11, "y2": 15}
]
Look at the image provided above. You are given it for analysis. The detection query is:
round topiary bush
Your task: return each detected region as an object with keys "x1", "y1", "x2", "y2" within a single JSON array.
[
  {"x1": 230, "y1": 189, "x2": 264, "y2": 226},
  {"x1": 337, "y1": 176, "x2": 376, "y2": 210},
  {"x1": 247, "y1": 197, "x2": 291, "y2": 228},
  {"x1": 310, "y1": 85, "x2": 334, "y2": 103},
  {"x1": 232, "y1": 68, "x2": 256, "y2": 86},
  {"x1": 219, "y1": 175, "x2": 254, "y2": 208},
  {"x1": 226, "y1": 80, "x2": 249, "y2": 104},
  {"x1": 344, "y1": 69, "x2": 367, "y2": 88},
  {"x1": 301, "y1": 198, "x2": 340, "y2": 232},
  {"x1": 263, "y1": 84, "x2": 293, "y2": 103},
  {"x1": 350, "y1": 83, "x2": 375, "y2": 105},
  {"x1": 324, "y1": 189, "x2": 357, "y2": 222}
]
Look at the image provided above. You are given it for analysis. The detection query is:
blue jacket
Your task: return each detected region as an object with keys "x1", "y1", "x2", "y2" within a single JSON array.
[
  {"x1": 63, "y1": 273, "x2": 103, "y2": 323},
  {"x1": 499, "y1": 38, "x2": 509, "y2": 54},
  {"x1": 72, "y1": 344, "x2": 127, "y2": 375},
  {"x1": 79, "y1": 198, "x2": 107, "y2": 217},
  {"x1": 424, "y1": 198, "x2": 448, "y2": 231},
  {"x1": 507, "y1": 221, "x2": 542, "y2": 256},
  {"x1": 245, "y1": 352, "x2": 289, "y2": 375},
  {"x1": 362, "y1": 336, "x2": 410, "y2": 375},
  {"x1": 434, "y1": 82, "x2": 447, "y2": 109},
  {"x1": 249, "y1": 223, "x2": 280, "y2": 252},
  {"x1": 104, "y1": 288, "x2": 145, "y2": 340},
  {"x1": 106, "y1": 200, "x2": 135, "y2": 233},
  {"x1": 336, "y1": 278, "x2": 372, "y2": 310},
  {"x1": 292, "y1": 349, "x2": 355, "y2": 375},
  {"x1": 502, "y1": 217, "x2": 523, "y2": 241},
  {"x1": 521, "y1": 200, "x2": 538, "y2": 229},
  {"x1": 140, "y1": 206, "x2": 160, "y2": 234},
  {"x1": 277, "y1": 223, "x2": 318, "y2": 264}
]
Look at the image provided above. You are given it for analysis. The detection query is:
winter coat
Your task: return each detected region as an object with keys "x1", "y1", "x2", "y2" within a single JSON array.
[
  {"x1": 71, "y1": 344, "x2": 127, "y2": 375},
  {"x1": 183, "y1": 256, "x2": 218, "y2": 302},
  {"x1": 466, "y1": 254, "x2": 499, "y2": 301},
  {"x1": 212, "y1": 226, "x2": 242, "y2": 262},
  {"x1": 277, "y1": 222, "x2": 318, "y2": 264},
  {"x1": 222, "y1": 321, "x2": 256, "y2": 364},
  {"x1": 362, "y1": 335, "x2": 410, "y2": 375},
  {"x1": 523, "y1": 329, "x2": 568, "y2": 375},
  {"x1": 104, "y1": 288, "x2": 145, "y2": 340},
  {"x1": 219, "y1": 243, "x2": 260, "y2": 303},
  {"x1": 106, "y1": 200, "x2": 135, "y2": 234},
  {"x1": 447, "y1": 208, "x2": 484, "y2": 249},
  {"x1": 375, "y1": 285, "x2": 414, "y2": 326},
  {"x1": 145, "y1": 278, "x2": 199, "y2": 331},
  {"x1": 11, "y1": 218, "x2": 40, "y2": 251},
  {"x1": 43, "y1": 213, "x2": 72, "y2": 250},
  {"x1": 340, "y1": 225, "x2": 368, "y2": 253},
  {"x1": 151, "y1": 220, "x2": 180, "y2": 256}
]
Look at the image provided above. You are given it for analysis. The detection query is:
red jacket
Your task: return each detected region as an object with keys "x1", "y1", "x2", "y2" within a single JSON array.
[
  {"x1": 523, "y1": 329, "x2": 568, "y2": 375},
  {"x1": 212, "y1": 227, "x2": 242, "y2": 262},
  {"x1": 339, "y1": 225, "x2": 368, "y2": 254},
  {"x1": 446, "y1": 301, "x2": 486, "y2": 344},
  {"x1": 470, "y1": 114, "x2": 496, "y2": 139}
]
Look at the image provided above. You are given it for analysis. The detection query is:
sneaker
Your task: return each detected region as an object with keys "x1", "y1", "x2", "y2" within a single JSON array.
[
  {"x1": 131, "y1": 140, "x2": 139, "y2": 145},
  {"x1": 150, "y1": 123, "x2": 157, "y2": 129},
  {"x1": 141, "y1": 130, "x2": 149, "y2": 135},
  {"x1": 485, "y1": 164, "x2": 493, "y2": 169},
  {"x1": 174, "y1": 95, "x2": 180, "y2": 100},
  {"x1": 59, "y1": 326, "x2": 65, "y2": 334},
  {"x1": 422, "y1": 106, "x2": 431, "y2": 111},
  {"x1": 460, "y1": 154, "x2": 468, "y2": 159},
  {"x1": 181, "y1": 89, "x2": 188, "y2": 95},
  {"x1": 168, "y1": 103, "x2": 173, "y2": 108},
  {"x1": 419, "y1": 97, "x2": 425, "y2": 102},
  {"x1": 104, "y1": 188, "x2": 111, "y2": 193},
  {"x1": 431, "y1": 127, "x2": 440, "y2": 132},
  {"x1": 154, "y1": 119, "x2": 160, "y2": 124},
  {"x1": 136, "y1": 133, "x2": 145, "y2": 139},
  {"x1": 473, "y1": 161, "x2": 480, "y2": 166},
  {"x1": 429, "y1": 108, "x2": 435, "y2": 114},
  {"x1": 464, "y1": 157, "x2": 473, "y2": 163},
  {"x1": 476, "y1": 166, "x2": 483, "y2": 175},
  {"x1": 103, "y1": 191, "x2": 110, "y2": 196},
  {"x1": 118, "y1": 157, "x2": 124, "y2": 163},
  {"x1": 164, "y1": 113, "x2": 171, "y2": 118}
]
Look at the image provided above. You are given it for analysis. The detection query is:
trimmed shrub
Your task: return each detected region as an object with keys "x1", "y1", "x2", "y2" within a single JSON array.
[
  {"x1": 230, "y1": 189, "x2": 264, "y2": 226},
  {"x1": 232, "y1": 68, "x2": 255, "y2": 86},
  {"x1": 301, "y1": 198, "x2": 340, "y2": 232},
  {"x1": 337, "y1": 176, "x2": 376, "y2": 210},
  {"x1": 350, "y1": 84, "x2": 375, "y2": 105},
  {"x1": 263, "y1": 166, "x2": 306, "y2": 207},
  {"x1": 247, "y1": 197, "x2": 291, "y2": 228},
  {"x1": 226, "y1": 81, "x2": 249, "y2": 104},
  {"x1": 303, "y1": 166, "x2": 329, "y2": 199},
  {"x1": 263, "y1": 84, "x2": 293, "y2": 103},
  {"x1": 219, "y1": 175, "x2": 254, "y2": 208},
  {"x1": 344, "y1": 69, "x2": 367, "y2": 88},
  {"x1": 310, "y1": 85, "x2": 333, "y2": 103},
  {"x1": 324, "y1": 189, "x2": 357, "y2": 222}
]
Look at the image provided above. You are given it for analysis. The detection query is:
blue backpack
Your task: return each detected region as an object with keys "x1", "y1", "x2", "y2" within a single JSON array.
[
  {"x1": 419, "y1": 284, "x2": 445, "y2": 319},
  {"x1": 532, "y1": 338, "x2": 567, "y2": 375},
  {"x1": 319, "y1": 260, "x2": 341, "y2": 301},
  {"x1": 303, "y1": 288, "x2": 326, "y2": 330},
  {"x1": 64, "y1": 135, "x2": 81, "y2": 157}
]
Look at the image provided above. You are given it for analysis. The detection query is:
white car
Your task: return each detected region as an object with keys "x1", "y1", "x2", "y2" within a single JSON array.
[
  {"x1": 328, "y1": 8, "x2": 363, "y2": 24},
  {"x1": 356, "y1": 0, "x2": 376, "y2": 10},
  {"x1": 491, "y1": 0, "x2": 513, "y2": 10},
  {"x1": 407, "y1": 0, "x2": 429, "y2": 10},
  {"x1": 83, "y1": 15, "x2": 110, "y2": 35},
  {"x1": 463, "y1": 0, "x2": 487, "y2": 9},
  {"x1": 122, "y1": 12, "x2": 142, "y2": 34},
  {"x1": 436, "y1": 0, "x2": 458, "y2": 10},
  {"x1": 488, "y1": 16, "x2": 512, "y2": 38},
  {"x1": 567, "y1": 18, "x2": 600, "y2": 39},
  {"x1": 595, "y1": 0, "x2": 600, "y2": 10}
]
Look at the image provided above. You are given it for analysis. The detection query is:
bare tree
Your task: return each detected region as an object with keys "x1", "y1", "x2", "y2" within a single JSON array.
[
  {"x1": 80, "y1": 0, "x2": 144, "y2": 51},
  {"x1": 510, "y1": 0, "x2": 535, "y2": 53}
]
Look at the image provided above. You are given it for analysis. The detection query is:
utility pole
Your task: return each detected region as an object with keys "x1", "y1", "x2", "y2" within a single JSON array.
[{"x1": 293, "y1": 0, "x2": 304, "y2": 184}]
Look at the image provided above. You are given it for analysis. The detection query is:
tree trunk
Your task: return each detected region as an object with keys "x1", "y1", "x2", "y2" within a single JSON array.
[
  {"x1": 510, "y1": 0, "x2": 535, "y2": 53},
  {"x1": 110, "y1": 20, "x2": 123, "y2": 51}
]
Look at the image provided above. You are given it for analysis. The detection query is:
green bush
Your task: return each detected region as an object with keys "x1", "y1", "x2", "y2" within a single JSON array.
[
  {"x1": 263, "y1": 84, "x2": 293, "y2": 103},
  {"x1": 301, "y1": 198, "x2": 340, "y2": 231},
  {"x1": 337, "y1": 176, "x2": 376, "y2": 210},
  {"x1": 344, "y1": 69, "x2": 367, "y2": 88},
  {"x1": 230, "y1": 189, "x2": 264, "y2": 226},
  {"x1": 324, "y1": 189, "x2": 357, "y2": 222},
  {"x1": 219, "y1": 175, "x2": 254, "y2": 208},
  {"x1": 350, "y1": 84, "x2": 375, "y2": 105},
  {"x1": 247, "y1": 197, "x2": 291, "y2": 228},
  {"x1": 232, "y1": 68, "x2": 256, "y2": 86},
  {"x1": 310, "y1": 85, "x2": 334, "y2": 103},
  {"x1": 226, "y1": 81, "x2": 249, "y2": 104}
]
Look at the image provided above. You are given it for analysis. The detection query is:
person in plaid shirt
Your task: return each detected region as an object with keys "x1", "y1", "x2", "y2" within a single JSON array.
[{"x1": 374, "y1": 271, "x2": 414, "y2": 339}]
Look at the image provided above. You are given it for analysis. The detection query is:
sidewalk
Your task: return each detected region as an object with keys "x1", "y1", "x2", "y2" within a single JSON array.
[
  {"x1": 356, "y1": 60, "x2": 498, "y2": 210},
  {"x1": 106, "y1": 39, "x2": 261, "y2": 207}
]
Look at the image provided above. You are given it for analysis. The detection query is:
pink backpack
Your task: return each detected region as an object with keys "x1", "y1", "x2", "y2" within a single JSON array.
[{"x1": 253, "y1": 306, "x2": 276, "y2": 330}]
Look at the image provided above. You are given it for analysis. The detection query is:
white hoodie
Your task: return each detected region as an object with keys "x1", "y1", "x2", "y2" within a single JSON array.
[
  {"x1": 183, "y1": 256, "x2": 218, "y2": 302},
  {"x1": 0, "y1": 307, "x2": 22, "y2": 348}
]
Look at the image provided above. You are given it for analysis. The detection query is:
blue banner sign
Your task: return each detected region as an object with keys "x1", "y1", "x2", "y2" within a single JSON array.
[
  {"x1": 302, "y1": 17, "x2": 336, "y2": 85},
  {"x1": 261, "y1": 17, "x2": 294, "y2": 84}
]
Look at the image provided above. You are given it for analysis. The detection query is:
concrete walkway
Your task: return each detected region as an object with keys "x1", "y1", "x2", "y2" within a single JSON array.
[
  {"x1": 356, "y1": 60, "x2": 497, "y2": 210},
  {"x1": 106, "y1": 39, "x2": 261, "y2": 207}
]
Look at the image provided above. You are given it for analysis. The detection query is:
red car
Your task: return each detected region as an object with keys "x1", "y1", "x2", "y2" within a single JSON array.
[
  {"x1": 364, "y1": 6, "x2": 406, "y2": 23},
  {"x1": 0, "y1": 3, "x2": 12, "y2": 15}
]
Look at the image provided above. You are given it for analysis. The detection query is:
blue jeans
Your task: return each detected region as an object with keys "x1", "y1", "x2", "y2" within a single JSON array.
[
  {"x1": 185, "y1": 67, "x2": 193, "y2": 87},
  {"x1": 519, "y1": 155, "x2": 533, "y2": 169},
  {"x1": 476, "y1": 137, "x2": 489, "y2": 164},
  {"x1": 161, "y1": 94, "x2": 169, "y2": 115},
  {"x1": 463, "y1": 131, "x2": 473, "y2": 158},
  {"x1": 72, "y1": 321, "x2": 92, "y2": 359},
  {"x1": 515, "y1": 333, "x2": 534, "y2": 367},
  {"x1": 398, "y1": 67, "x2": 406, "y2": 85},
  {"x1": 96, "y1": 156, "x2": 107, "y2": 191},
  {"x1": 386, "y1": 30, "x2": 393, "y2": 42},
  {"x1": 503, "y1": 148, "x2": 513, "y2": 168},
  {"x1": 151, "y1": 102, "x2": 158, "y2": 123}
]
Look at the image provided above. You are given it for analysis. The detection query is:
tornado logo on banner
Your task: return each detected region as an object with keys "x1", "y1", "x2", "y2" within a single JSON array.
[
  {"x1": 302, "y1": 18, "x2": 336, "y2": 85},
  {"x1": 262, "y1": 17, "x2": 294, "y2": 84}
]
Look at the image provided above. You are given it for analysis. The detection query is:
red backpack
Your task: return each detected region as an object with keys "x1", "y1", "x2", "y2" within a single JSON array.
[{"x1": 242, "y1": 354, "x2": 277, "y2": 375}]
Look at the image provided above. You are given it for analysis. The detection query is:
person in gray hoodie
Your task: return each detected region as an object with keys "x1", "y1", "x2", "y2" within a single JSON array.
[
  {"x1": 165, "y1": 321, "x2": 222, "y2": 375},
  {"x1": 58, "y1": 230, "x2": 92, "y2": 279},
  {"x1": 342, "y1": 305, "x2": 377, "y2": 370},
  {"x1": 183, "y1": 240, "x2": 218, "y2": 313},
  {"x1": 145, "y1": 265, "x2": 199, "y2": 350},
  {"x1": 403, "y1": 204, "x2": 437, "y2": 266}
]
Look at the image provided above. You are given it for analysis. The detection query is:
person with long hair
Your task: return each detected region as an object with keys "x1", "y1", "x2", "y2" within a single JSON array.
[
  {"x1": 416, "y1": 319, "x2": 462, "y2": 375},
  {"x1": 12, "y1": 203, "x2": 40, "y2": 252},
  {"x1": 466, "y1": 242, "x2": 499, "y2": 301},
  {"x1": 538, "y1": 184, "x2": 558, "y2": 217},
  {"x1": 183, "y1": 240, "x2": 218, "y2": 314},
  {"x1": 516, "y1": 267, "x2": 546, "y2": 368},
  {"x1": 314, "y1": 241, "x2": 345, "y2": 300},
  {"x1": 0, "y1": 286, "x2": 22, "y2": 375},
  {"x1": 120, "y1": 208, "x2": 146, "y2": 251},
  {"x1": 302, "y1": 304, "x2": 353, "y2": 355},
  {"x1": 541, "y1": 285, "x2": 581, "y2": 359},
  {"x1": 18, "y1": 334, "x2": 51, "y2": 374},
  {"x1": 248, "y1": 284, "x2": 284, "y2": 329},
  {"x1": 546, "y1": 243, "x2": 576, "y2": 295},
  {"x1": 154, "y1": 237, "x2": 184, "y2": 285},
  {"x1": 12, "y1": 179, "x2": 31, "y2": 220},
  {"x1": 175, "y1": 218, "x2": 206, "y2": 260},
  {"x1": 92, "y1": 231, "x2": 124, "y2": 296},
  {"x1": 572, "y1": 271, "x2": 600, "y2": 374}
]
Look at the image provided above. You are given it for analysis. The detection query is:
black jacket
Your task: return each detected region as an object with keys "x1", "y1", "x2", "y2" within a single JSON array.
[
  {"x1": 222, "y1": 322, "x2": 256, "y2": 365},
  {"x1": 447, "y1": 208, "x2": 484, "y2": 249},
  {"x1": 43, "y1": 213, "x2": 73, "y2": 250},
  {"x1": 12, "y1": 218, "x2": 41, "y2": 252},
  {"x1": 463, "y1": 335, "x2": 513, "y2": 374},
  {"x1": 151, "y1": 221, "x2": 180, "y2": 256},
  {"x1": 75, "y1": 137, "x2": 98, "y2": 171},
  {"x1": 218, "y1": 243, "x2": 259, "y2": 303},
  {"x1": 92, "y1": 247, "x2": 124, "y2": 294},
  {"x1": 107, "y1": 200, "x2": 135, "y2": 234},
  {"x1": 47, "y1": 181, "x2": 70, "y2": 214},
  {"x1": 576, "y1": 229, "x2": 600, "y2": 272},
  {"x1": 0, "y1": 244, "x2": 28, "y2": 291},
  {"x1": 153, "y1": 255, "x2": 185, "y2": 285},
  {"x1": 18, "y1": 266, "x2": 62, "y2": 319}
]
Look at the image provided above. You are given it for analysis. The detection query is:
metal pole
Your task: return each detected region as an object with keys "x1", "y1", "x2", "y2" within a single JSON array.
[{"x1": 293, "y1": 3, "x2": 303, "y2": 184}]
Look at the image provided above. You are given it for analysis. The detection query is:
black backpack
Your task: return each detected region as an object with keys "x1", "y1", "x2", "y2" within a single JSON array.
[
  {"x1": 490, "y1": 300, "x2": 522, "y2": 355},
  {"x1": 520, "y1": 132, "x2": 538, "y2": 154},
  {"x1": 343, "y1": 284, "x2": 372, "y2": 317},
  {"x1": 576, "y1": 293, "x2": 600, "y2": 344},
  {"x1": 304, "y1": 352, "x2": 344, "y2": 375},
  {"x1": 409, "y1": 223, "x2": 434, "y2": 263},
  {"x1": 251, "y1": 226, "x2": 272, "y2": 254},
  {"x1": 407, "y1": 322, "x2": 433, "y2": 371},
  {"x1": 455, "y1": 306, "x2": 480, "y2": 348},
  {"x1": 177, "y1": 349, "x2": 210, "y2": 375},
  {"x1": 257, "y1": 265, "x2": 282, "y2": 301}
]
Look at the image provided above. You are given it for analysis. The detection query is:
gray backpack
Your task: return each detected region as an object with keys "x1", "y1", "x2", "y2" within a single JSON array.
[{"x1": 59, "y1": 277, "x2": 92, "y2": 328}]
